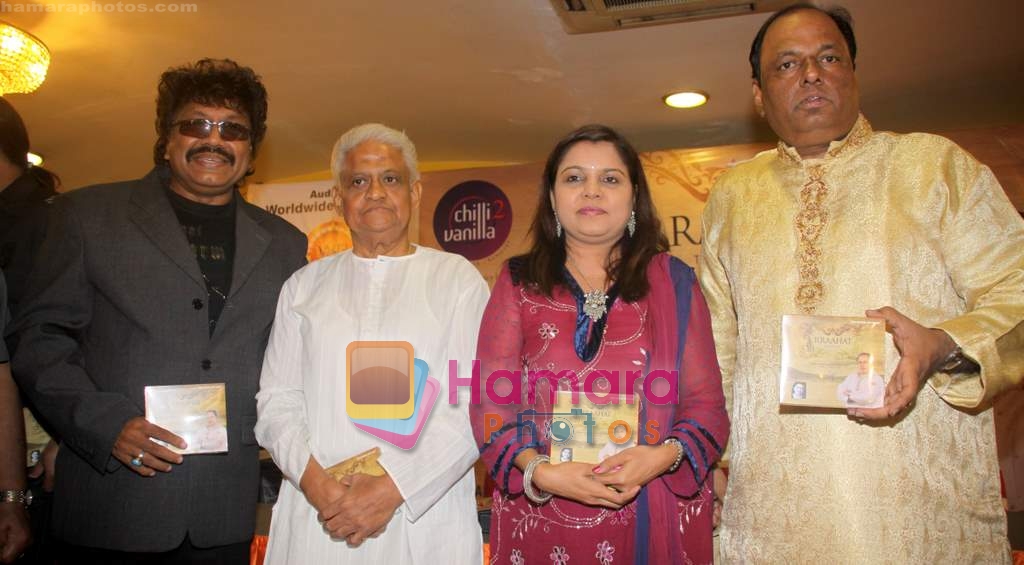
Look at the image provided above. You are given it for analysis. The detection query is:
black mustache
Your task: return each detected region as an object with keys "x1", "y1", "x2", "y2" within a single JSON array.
[{"x1": 186, "y1": 145, "x2": 235, "y2": 165}]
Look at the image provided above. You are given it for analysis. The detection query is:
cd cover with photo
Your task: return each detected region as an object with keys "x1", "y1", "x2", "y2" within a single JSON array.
[
  {"x1": 780, "y1": 315, "x2": 886, "y2": 409},
  {"x1": 144, "y1": 383, "x2": 228, "y2": 454},
  {"x1": 547, "y1": 391, "x2": 639, "y2": 465}
]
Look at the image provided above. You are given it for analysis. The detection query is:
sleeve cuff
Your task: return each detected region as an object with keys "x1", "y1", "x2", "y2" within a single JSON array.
[{"x1": 929, "y1": 321, "x2": 987, "y2": 407}]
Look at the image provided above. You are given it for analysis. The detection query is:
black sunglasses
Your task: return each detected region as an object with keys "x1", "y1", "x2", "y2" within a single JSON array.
[{"x1": 174, "y1": 118, "x2": 251, "y2": 142}]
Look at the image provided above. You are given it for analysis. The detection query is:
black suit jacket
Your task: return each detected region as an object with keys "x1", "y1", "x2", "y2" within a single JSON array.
[{"x1": 10, "y1": 168, "x2": 306, "y2": 551}]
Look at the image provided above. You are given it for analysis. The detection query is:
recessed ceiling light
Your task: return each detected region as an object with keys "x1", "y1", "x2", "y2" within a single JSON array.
[
  {"x1": 27, "y1": 152, "x2": 43, "y2": 166},
  {"x1": 664, "y1": 91, "x2": 708, "y2": 109}
]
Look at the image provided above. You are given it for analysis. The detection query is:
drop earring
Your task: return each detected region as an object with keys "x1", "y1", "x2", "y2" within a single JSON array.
[
  {"x1": 626, "y1": 210, "x2": 636, "y2": 237},
  {"x1": 555, "y1": 214, "x2": 562, "y2": 238}
]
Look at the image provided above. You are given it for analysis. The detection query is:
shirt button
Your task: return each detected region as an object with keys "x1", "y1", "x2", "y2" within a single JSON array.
[
  {"x1": 201, "y1": 359, "x2": 212, "y2": 370},
  {"x1": 193, "y1": 298, "x2": 204, "y2": 310}
]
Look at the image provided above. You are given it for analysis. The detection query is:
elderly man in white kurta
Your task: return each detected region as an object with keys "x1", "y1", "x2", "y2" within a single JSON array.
[{"x1": 255, "y1": 124, "x2": 487, "y2": 564}]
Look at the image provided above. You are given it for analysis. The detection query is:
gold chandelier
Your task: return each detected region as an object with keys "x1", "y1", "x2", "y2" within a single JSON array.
[{"x1": 0, "y1": 21, "x2": 50, "y2": 95}]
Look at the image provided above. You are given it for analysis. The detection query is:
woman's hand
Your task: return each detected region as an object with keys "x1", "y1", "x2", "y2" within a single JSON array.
[
  {"x1": 590, "y1": 444, "x2": 677, "y2": 493},
  {"x1": 532, "y1": 461, "x2": 638, "y2": 509}
]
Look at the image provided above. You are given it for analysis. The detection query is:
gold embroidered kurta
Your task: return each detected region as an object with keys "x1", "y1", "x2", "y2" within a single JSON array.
[{"x1": 699, "y1": 116, "x2": 1024, "y2": 564}]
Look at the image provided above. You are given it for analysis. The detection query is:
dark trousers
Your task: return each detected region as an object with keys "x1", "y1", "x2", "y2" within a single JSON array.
[{"x1": 54, "y1": 536, "x2": 250, "y2": 565}]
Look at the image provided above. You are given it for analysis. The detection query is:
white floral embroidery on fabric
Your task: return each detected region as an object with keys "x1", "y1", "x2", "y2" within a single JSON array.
[
  {"x1": 676, "y1": 482, "x2": 712, "y2": 535},
  {"x1": 538, "y1": 322, "x2": 559, "y2": 339},
  {"x1": 595, "y1": 540, "x2": 615, "y2": 564},
  {"x1": 511, "y1": 548, "x2": 525, "y2": 565},
  {"x1": 549, "y1": 545, "x2": 570, "y2": 564}
]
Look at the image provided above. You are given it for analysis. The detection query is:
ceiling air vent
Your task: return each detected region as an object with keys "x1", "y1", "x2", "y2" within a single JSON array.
[{"x1": 550, "y1": 0, "x2": 788, "y2": 34}]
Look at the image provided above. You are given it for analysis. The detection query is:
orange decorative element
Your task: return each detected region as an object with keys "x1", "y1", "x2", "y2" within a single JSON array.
[
  {"x1": 249, "y1": 534, "x2": 268, "y2": 565},
  {"x1": 307, "y1": 218, "x2": 353, "y2": 261}
]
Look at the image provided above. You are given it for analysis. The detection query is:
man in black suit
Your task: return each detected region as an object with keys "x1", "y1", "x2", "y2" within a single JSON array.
[{"x1": 9, "y1": 59, "x2": 306, "y2": 564}]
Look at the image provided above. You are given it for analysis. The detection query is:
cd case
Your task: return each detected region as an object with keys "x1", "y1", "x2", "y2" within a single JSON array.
[
  {"x1": 780, "y1": 315, "x2": 887, "y2": 409},
  {"x1": 144, "y1": 383, "x2": 228, "y2": 454},
  {"x1": 324, "y1": 447, "x2": 386, "y2": 480},
  {"x1": 546, "y1": 391, "x2": 639, "y2": 465}
]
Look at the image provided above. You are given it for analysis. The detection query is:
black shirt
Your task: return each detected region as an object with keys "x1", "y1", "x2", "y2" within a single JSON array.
[{"x1": 165, "y1": 188, "x2": 236, "y2": 335}]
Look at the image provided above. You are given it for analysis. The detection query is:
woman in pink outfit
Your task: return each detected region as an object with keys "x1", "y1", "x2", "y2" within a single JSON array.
[{"x1": 472, "y1": 125, "x2": 728, "y2": 565}]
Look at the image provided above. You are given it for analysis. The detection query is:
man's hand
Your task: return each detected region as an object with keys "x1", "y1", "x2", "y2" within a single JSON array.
[
  {"x1": 318, "y1": 473, "x2": 403, "y2": 547},
  {"x1": 0, "y1": 503, "x2": 30, "y2": 563},
  {"x1": 298, "y1": 456, "x2": 349, "y2": 514},
  {"x1": 591, "y1": 444, "x2": 677, "y2": 495},
  {"x1": 28, "y1": 440, "x2": 59, "y2": 492},
  {"x1": 532, "y1": 461, "x2": 639, "y2": 509},
  {"x1": 852, "y1": 307, "x2": 958, "y2": 420},
  {"x1": 112, "y1": 417, "x2": 185, "y2": 476}
]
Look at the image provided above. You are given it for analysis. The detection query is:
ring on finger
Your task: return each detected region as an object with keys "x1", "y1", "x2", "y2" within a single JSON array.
[{"x1": 130, "y1": 451, "x2": 145, "y2": 467}]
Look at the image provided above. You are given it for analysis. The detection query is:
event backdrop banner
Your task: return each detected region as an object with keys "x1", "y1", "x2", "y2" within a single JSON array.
[
  {"x1": 246, "y1": 180, "x2": 351, "y2": 261},
  {"x1": 418, "y1": 142, "x2": 772, "y2": 286},
  {"x1": 420, "y1": 162, "x2": 542, "y2": 287},
  {"x1": 245, "y1": 143, "x2": 773, "y2": 279},
  {"x1": 246, "y1": 126, "x2": 1024, "y2": 277}
]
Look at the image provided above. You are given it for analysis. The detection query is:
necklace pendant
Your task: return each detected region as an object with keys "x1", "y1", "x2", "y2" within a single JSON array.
[{"x1": 582, "y1": 289, "x2": 608, "y2": 323}]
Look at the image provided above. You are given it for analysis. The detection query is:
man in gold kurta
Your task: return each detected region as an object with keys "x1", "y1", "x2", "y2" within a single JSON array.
[{"x1": 699, "y1": 4, "x2": 1024, "y2": 563}]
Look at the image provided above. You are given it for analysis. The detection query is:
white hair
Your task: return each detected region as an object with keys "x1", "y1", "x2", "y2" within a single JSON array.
[{"x1": 330, "y1": 123, "x2": 420, "y2": 183}]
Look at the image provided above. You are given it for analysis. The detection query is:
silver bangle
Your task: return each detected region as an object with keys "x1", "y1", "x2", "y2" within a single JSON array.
[
  {"x1": 522, "y1": 454, "x2": 552, "y2": 504},
  {"x1": 663, "y1": 438, "x2": 684, "y2": 474}
]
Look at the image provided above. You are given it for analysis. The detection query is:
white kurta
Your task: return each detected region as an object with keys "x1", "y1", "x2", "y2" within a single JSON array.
[{"x1": 255, "y1": 246, "x2": 488, "y2": 564}]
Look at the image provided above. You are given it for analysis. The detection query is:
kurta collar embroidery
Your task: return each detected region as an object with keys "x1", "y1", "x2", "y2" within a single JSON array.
[
  {"x1": 781, "y1": 115, "x2": 873, "y2": 313},
  {"x1": 776, "y1": 114, "x2": 874, "y2": 165}
]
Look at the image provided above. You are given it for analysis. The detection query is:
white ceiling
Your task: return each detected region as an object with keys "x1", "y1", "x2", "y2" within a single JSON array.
[{"x1": 3, "y1": 0, "x2": 1023, "y2": 190}]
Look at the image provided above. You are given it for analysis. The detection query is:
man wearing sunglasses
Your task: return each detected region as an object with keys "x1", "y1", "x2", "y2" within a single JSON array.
[{"x1": 9, "y1": 59, "x2": 306, "y2": 564}]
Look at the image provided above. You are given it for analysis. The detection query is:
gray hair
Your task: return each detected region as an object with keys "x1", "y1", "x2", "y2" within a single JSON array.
[{"x1": 330, "y1": 123, "x2": 420, "y2": 183}]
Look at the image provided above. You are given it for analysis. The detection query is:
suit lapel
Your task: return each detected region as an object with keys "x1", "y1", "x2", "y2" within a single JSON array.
[
  {"x1": 128, "y1": 169, "x2": 205, "y2": 287},
  {"x1": 229, "y1": 199, "x2": 271, "y2": 297}
]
